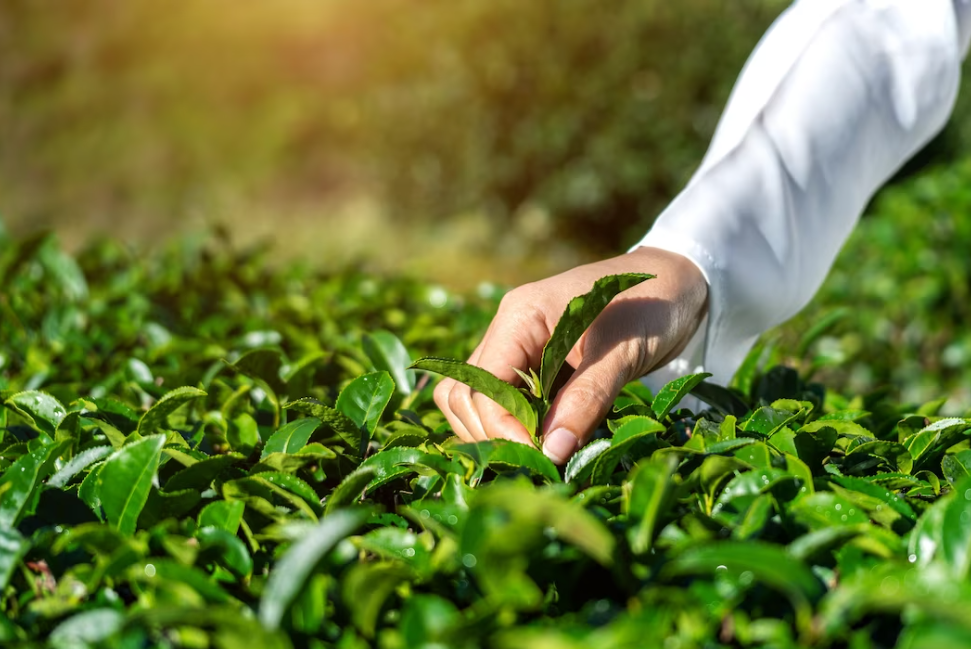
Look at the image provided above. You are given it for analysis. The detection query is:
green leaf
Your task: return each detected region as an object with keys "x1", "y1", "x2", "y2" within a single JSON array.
[
  {"x1": 342, "y1": 561, "x2": 412, "y2": 638},
  {"x1": 564, "y1": 439, "x2": 611, "y2": 484},
  {"x1": 336, "y1": 371, "x2": 396, "y2": 438},
  {"x1": 48, "y1": 445, "x2": 113, "y2": 489},
  {"x1": 451, "y1": 439, "x2": 560, "y2": 484},
  {"x1": 48, "y1": 609, "x2": 124, "y2": 648},
  {"x1": 255, "y1": 472, "x2": 322, "y2": 515},
  {"x1": 652, "y1": 373, "x2": 712, "y2": 420},
  {"x1": 943, "y1": 450, "x2": 971, "y2": 487},
  {"x1": 363, "y1": 330, "x2": 416, "y2": 395},
  {"x1": 3, "y1": 391, "x2": 66, "y2": 436},
  {"x1": 325, "y1": 467, "x2": 380, "y2": 515},
  {"x1": 197, "y1": 500, "x2": 246, "y2": 535},
  {"x1": 227, "y1": 412, "x2": 260, "y2": 456},
  {"x1": 940, "y1": 477, "x2": 971, "y2": 579},
  {"x1": 0, "y1": 441, "x2": 65, "y2": 527},
  {"x1": 261, "y1": 418, "x2": 321, "y2": 459},
  {"x1": 0, "y1": 528, "x2": 29, "y2": 592},
  {"x1": 285, "y1": 397, "x2": 366, "y2": 457},
  {"x1": 410, "y1": 358, "x2": 538, "y2": 440},
  {"x1": 625, "y1": 455, "x2": 679, "y2": 555},
  {"x1": 590, "y1": 418, "x2": 665, "y2": 485},
  {"x1": 539, "y1": 273, "x2": 654, "y2": 398},
  {"x1": 98, "y1": 434, "x2": 166, "y2": 535},
  {"x1": 136, "y1": 387, "x2": 207, "y2": 436},
  {"x1": 197, "y1": 526, "x2": 253, "y2": 579},
  {"x1": 259, "y1": 508, "x2": 371, "y2": 630},
  {"x1": 790, "y1": 492, "x2": 870, "y2": 530},
  {"x1": 842, "y1": 441, "x2": 913, "y2": 475}
]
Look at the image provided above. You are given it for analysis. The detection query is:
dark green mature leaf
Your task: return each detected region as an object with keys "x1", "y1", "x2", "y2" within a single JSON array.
[
  {"x1": 0, "y1": 528, "x2": 29, "y2": 592},
  {"x1": 540, "y1": 273, "x2": 654, "y2": 398},
  {"x1": 591, "y1": 418, "x2": 665, "y2": 485},
  {"x1": 285, "y1": 398, "x2": 365, "y2": 456},
  {"x1": 261, "y1": 418, "x2": 321, "y2": 459},
  {"x1": 326, "y1": 467, "x2": 380, "y2": 515},
  {"x1": 652, "y1": 373, "x2": 712, "y2": 420},
  {"x1": 136, "y1": 387, "x2": 207, "y2": 436},
  {"x1": 410, "y1": 358, "x2": 538, "y2": 439},
  {"x1": 259, "y1": 508, "x2": 371, "y2": 630},
  {"x1": 363, "y1": 330, "x2": 416, "y2": 395},
  {"x1": 843, "y1": 441, "x2": 913, "y2": 475},
  {"x1": 197, "y1": 526, "x2": 253, "y2": 579},
  {"x1": 790, "y1": 492, "x2": 869, "y2": 530},
  {"x1": 99, "y1": 434, "x2": 165, "y2": 535},
  {"x1": 164, "y1": 453, "x2": 243, "y2": 492},
  {"x1": 451, "y1": 439, "x2": 560, "y2": 484},
  {"x1": 0, "y1": 440, "x2": 66, "y2": 527},
  {"x1": 336, "y1": 371, "x2": 396, "y2": 438},
  {"x1": 3, "y1": 391, "x2": 66, "y2": 436}
]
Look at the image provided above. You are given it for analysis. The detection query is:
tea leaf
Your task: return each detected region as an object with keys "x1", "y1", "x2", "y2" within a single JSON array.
[
  {"x1": 539, "y1": 273, "x2": 654, "y2": 399},
  {"x1": 98, "y1": 434, "x2": 165, "y2": 535},
  {"x1": 410, "y1": 358, "x2": 538, "y2": 439}
]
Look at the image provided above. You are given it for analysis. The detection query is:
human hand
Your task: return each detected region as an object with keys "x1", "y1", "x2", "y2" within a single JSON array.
[{"x1": 433, "y1": 246, "x2": 708, "y2": 464}]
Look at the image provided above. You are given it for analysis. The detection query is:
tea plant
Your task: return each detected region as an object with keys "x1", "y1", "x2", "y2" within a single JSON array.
[{"x1": 2, "y1": 228, "x2": 971, "y2": 649}]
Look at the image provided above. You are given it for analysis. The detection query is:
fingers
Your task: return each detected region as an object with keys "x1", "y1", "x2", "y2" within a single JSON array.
[{"x1": 540, "y1": 339, "x2": 636, "y2": 464}]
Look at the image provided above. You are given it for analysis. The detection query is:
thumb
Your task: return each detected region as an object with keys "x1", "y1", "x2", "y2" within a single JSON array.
[{"x1": 541, "y1": 348, "x2": 633, "y2": 465}]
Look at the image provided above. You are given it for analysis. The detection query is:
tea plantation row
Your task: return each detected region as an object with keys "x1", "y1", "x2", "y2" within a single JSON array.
[{"x1": 2, "y1": 228, "x2": 971, "y2": 648}]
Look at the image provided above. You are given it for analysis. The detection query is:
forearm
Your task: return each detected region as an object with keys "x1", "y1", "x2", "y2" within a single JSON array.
[{"x1": 636, "y1": 0, "x2": 971, "y2": 385}]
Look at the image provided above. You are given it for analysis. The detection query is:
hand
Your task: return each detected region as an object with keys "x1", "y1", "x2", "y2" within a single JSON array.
[{"x1": 433, "y1": 246, "x2": 708, "y2": 464}]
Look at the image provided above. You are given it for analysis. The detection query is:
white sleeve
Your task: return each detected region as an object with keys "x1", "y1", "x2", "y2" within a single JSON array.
[{"x1": 635, "y1": 0, "x2": 971, "y2": 392}]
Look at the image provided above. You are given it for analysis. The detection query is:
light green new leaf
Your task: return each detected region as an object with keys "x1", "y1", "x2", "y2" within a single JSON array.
[
  {"x1": 540, "y1": 273, "x2": 654, "y2": 399},
  {"x1": 136, "y1": 387, "x2": 207, "y2": 436},
  {"x1": 261, "y1": 418, "x2": 321, "y2": 459},
  {"x1": 625, "y1": 455, "x2": 679, "y2": 555},
  {"x1": 451, "y1": 439, "x2": 560, "y2": 484},
  {"x1": 410, "y1": 358, "x2": 538, "y2": 439},
  {"x1": 259, "y1": 508, "x2": 371, "y2": 630},
  {"x1": 98, "y1": 434, "x2": 165, "y2": 535},
  {"x1": 197, "y1": 500, "x2": 246, "y2": 535},
  {"x1": 565, "y1": 439, "x2": 612, "y2": 484},
  {"x1": 652, "y1": 373, "x2": 712, "y2": 420},
  {"x1": 337, "y1": 371, "x2": 396, "y2": 438},
  {"x1": 363, "y1": 330, "x2": 416, "y2": 395},
  {"x1": 4, "y1": 390, "x2": 66, "y2": 437}
]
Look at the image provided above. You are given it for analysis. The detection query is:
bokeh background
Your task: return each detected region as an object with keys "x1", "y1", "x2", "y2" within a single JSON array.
[{"x1": 2, "y1": 0, "x2": 971, "y2": 410}]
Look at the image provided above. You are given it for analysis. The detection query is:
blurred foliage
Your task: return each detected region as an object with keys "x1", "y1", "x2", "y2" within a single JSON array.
[{"x1": 2, "y1": 0, "x2": 792, "y2": 254}]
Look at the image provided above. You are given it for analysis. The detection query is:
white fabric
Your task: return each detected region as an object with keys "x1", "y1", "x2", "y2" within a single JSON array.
[{"x1": 636, "y1": 0, "x2": 971, "y2": 395}]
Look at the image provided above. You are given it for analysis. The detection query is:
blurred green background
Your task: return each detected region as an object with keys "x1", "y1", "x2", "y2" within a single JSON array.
[{"x1": 2, "y1": 0, "x2": 970, "y2": 410}]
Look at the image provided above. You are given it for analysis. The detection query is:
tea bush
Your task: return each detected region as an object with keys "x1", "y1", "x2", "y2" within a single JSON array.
[{"x1": 3, "y1": 225, "x2": 971, "y2": 648}]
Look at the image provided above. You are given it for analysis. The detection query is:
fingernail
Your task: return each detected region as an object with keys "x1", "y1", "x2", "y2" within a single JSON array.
[{"x1": 543, "y1": 427, "x2": 580, "y2": 465}]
